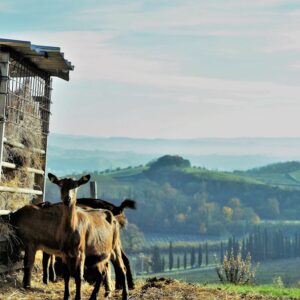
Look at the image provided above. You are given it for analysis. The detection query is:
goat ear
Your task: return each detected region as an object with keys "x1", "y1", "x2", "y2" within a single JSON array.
[
  {"x1": 48, "y1": 173, "x2": 60, "y2": 185},
  {"x1": 77, "y1": 174, "x2": 91, "y2": 186}
]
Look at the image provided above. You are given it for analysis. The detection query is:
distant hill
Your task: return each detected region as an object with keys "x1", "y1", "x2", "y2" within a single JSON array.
[
  {"x1": 45, "y1": 156, "x2": 300, "y2": 236},
  {"x1": 47, "y1": 133, "x2": 300, "y2": 174},
  {"x1": 235, "y1": 161, "x2": 300, "y2": 189}
]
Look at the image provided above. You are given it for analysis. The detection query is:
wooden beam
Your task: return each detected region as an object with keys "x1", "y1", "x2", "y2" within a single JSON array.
[
  {"x1": 0, "y1": 52, "x2": 9, "y2": 180},
  {"x1": 0, "y1": 186, "x2": 43, "y2": 195},
  {"x1": 3, "y1": 137, "x2": 45, "y2": 154},
  {"x1": 90, "y1": 181, "x2": 98, "y2": 198},
  {"x1": 1, "y1": 161, "x2": 44, "y2": 175}
]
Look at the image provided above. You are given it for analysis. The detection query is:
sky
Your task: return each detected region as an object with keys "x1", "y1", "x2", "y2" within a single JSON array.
[{"x1": 0, "y1": 0, "x2": 300, "y2": 138}]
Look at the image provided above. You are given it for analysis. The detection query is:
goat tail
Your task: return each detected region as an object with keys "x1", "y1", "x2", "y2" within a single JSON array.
[{"x1": 119, "y1": 199, "x2": 136, "y2": 212}]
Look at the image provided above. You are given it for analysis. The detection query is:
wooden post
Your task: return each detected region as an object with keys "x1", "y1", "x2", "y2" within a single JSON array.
[
  {"x1": 34, "y1": 77, "x2": 52, "y2": 204},
  {"x1": 90, "y1": 181, "x2": 97, "y2": 199},
  {"x1": 0, "y1": 52, "x2": 9, "y2": 181}
]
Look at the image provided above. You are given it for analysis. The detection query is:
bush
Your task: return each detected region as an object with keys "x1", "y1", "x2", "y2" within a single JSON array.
[{"x1": 216, "y1": 248, "x2": 257, "y2": 285}]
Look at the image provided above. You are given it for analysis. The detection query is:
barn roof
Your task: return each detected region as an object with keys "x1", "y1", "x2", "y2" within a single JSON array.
[{"x1": 0, "y1": 38, "x2": 74, "y2": 81}]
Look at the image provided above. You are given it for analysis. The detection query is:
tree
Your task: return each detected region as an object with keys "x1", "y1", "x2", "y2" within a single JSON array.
[
  {"x1": 177, "y1": 255, "x2": 180, "y2": 270},
  {"x1": 223, "y1": 206, "x2": 233, "y2": 223},
  {"x1": 198, "y1": 244, "x2": 203, "y2": 267},
  {"x1": 266, "y1": 198, "x2": 280, "y2": 218},
  {"x1": 122, "y1": 223, "x2": 145, "y2": 253},
  {"x1": 161, "y1": 256, "x2": 166, "y2": 272},
  {"x1": 184, "y1": 250, "x2": 187, "y2": 269},
  {"x1": 205, "y1": 242, "x2": 209, "y2": 265},
  {"x1": 152, "y1": 246, "x2": 163, "y2": 273},
  {"x1": 220, "y1": 242, "x2": 224, "y2": 263},
  {"x1": 169, "y1": 241, "x2": 174, "y2": 270},
  {"x1": 191, "y1": 247, "x2": 195, "y2": 267}
]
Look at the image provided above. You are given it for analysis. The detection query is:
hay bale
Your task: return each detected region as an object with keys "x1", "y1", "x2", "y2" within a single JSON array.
[
  {"x1": 0, "y1": 218, "x2": 20, "y2": 265},
  {"x1": 0, "y1": 79, "x2": 44, "y2": 211},
  {"x1": 5, "y1": 80, "x2": 44, "y2": 169}
]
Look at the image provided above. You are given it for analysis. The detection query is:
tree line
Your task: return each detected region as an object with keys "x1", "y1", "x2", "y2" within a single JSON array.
[{"x1": 150, "y1": 226, "x2": 300, "y2": 273}]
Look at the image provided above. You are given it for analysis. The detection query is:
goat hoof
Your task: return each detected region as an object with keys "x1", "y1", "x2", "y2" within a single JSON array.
[
  {"x1": 23, "y1": 283, "x2": 31, "y2": 289},
  {"x1": 43, "y1": 278, "x2": 49, "y2": 285}
]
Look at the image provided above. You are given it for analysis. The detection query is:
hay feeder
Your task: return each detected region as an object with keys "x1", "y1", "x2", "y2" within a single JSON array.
[{"x1": 0, "y1": 38, "x2": 73, "y2": 270}]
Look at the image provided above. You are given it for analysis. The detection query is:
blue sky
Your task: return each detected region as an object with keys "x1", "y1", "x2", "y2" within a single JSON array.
[{"x1": 1, "y1": 0, "x2": 300, "y2": 138}]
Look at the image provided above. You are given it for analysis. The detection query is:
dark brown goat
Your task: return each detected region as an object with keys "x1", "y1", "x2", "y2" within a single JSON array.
[{"x1": 48, "y1": 173, "x2": 128, "y2": 300}]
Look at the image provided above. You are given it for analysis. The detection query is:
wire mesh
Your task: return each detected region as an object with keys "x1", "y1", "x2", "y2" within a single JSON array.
[
  {"x1": 5, "y1": 57, "x2": 51, "y2": 149},
  {"x1": 0, "y1": 54, "x2": 52, "y2": 205}
]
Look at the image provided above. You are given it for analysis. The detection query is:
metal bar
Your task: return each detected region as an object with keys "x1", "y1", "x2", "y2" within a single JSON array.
[
  {"x1": 1, "y1": 161, "x2": 44, "y2": 175},
  {"x1": 0, "y1": 52, "x2": 9, "y2": 181},
  {"x1": 0, "y1": 186, "x2": 42, "y2": 195}
]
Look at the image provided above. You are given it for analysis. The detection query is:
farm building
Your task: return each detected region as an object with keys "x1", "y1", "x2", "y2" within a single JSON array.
[{"x1": 0, "y1": 38, "x2": 73, "y2": 266}]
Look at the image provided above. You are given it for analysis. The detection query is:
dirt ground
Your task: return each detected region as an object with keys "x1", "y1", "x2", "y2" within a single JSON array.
[
  {"x1": 0, "y1": 271, "x2": 280, "y2": 300},
  {"x1": 0, "y1": 252, "x2": 285, "y2": 300}
]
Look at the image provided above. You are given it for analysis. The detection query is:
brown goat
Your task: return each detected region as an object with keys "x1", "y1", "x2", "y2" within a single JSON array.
[
  {"x1": 8, "y1": 175, "x2": 91, "y2": 290},
  {"x1": 48, "y1": 173, "x2": 128, "y2": 300},
  {"x1": 42, "y1": 198, "x2": 135, "y2": 290}
]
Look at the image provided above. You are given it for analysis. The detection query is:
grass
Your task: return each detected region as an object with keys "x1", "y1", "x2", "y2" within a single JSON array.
[
  {"x1": 157, "y1": 257, "x2": 300, "y2": 287},
  {"x1": 205, "y1": 284, "x2": 300, "y2": 299}
]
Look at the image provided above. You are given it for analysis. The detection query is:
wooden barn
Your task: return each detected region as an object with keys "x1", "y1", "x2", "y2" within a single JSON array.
[{"x1": 0, "y1": 38, "x2": 73, "y2": 267}]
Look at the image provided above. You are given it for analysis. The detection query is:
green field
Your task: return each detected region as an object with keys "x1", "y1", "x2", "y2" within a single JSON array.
[
  {"x1": 204, "y1": 284, "x2": 300, "y2": 299},
  {"x1": 160, "y1": 258, "x2": 300, "y2": 287}
]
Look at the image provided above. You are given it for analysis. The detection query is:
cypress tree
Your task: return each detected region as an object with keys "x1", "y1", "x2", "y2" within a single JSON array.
[
  {"x1": 198, "y1": 244, "x2": 203, "y2": 267},
  {"x1": 227, "y1": 237, "x2": 233, "y2": 255},
  {"x1": 169, "y1": 241, "x2": 174, "y2": 270},
  {"x1": 184, "y1": 250, "x2": 187, "y2": 269},
  {"x1": 264, "y1": 228, "x2": 268, "y2": 260},
  {"x1": 177, "y1": 255, "x2": 180, "y2": 270},
  {"x1": 205, "y1": 242, "x2": 209, "y2": 265},
  {"x1": 161, "y1": 256, "x2": 166, "y2": 272},
  {"x1": 191, "y1": 247, "x2": 195, "y2": 267},
  {"x1": 152, "y1": 246, "x2": 162, "y2": 273},
  {"x1": 220, "y1": 242, "x2": 224, "y2": 263},
  {"x1": 241, "y1": 239, "x2": 245, "y2": 260}
]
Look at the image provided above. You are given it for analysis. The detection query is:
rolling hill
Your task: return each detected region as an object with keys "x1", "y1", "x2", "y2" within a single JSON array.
[
  {"x1": 45, "y1": 156, "x2": 300, "y2": 236},
  {"x1": 235, "y1": 161, "x2": 300, "y2": 190}
]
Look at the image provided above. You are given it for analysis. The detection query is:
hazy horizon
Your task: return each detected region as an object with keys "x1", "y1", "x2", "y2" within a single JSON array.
[
  {"x1": 1, "y1": 1, "x2": 300, "y2": 139},
  {"x1": 51, "y1": 132, "x2": 300, "y2": 140}
]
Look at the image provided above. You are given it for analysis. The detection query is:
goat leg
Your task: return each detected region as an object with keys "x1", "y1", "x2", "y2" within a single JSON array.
[
  {"x1": 115, "y1": 248, "x2": 128, "y2": 300},
  {"x1": 75, "y1": 267, "x2": 82, "y2": 300},
  {"x1": 104, "y1": 263, "x2": 113, "y2": 298},
  {"x1": 122, "y1": 249, "x2": 135, "y2": 289},
  {"x1": 23, "y1": 246, "x2": 36, "y2": 289},
  {"x1": 89, "y1": 264, "x2": 103, "y2": 300},
  {"x1": 63, "y1": 264, "x2": 71, "y2": 300},
  {"x1": 49, "y1": 255, "x2": 57, "y2": 282},
  {"x1": 42, "y1": 252, "x2": 50, "y2": 284}
]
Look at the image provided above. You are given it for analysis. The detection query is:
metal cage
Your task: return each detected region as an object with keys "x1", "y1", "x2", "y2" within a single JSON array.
[{"x1": 0, "y1": 39, "x2": 73, "y2": 209}]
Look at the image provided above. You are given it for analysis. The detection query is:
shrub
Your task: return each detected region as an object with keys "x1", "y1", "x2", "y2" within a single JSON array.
[{"x1": 216, "y1": 248, "x2": 257, "y2": 285}]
